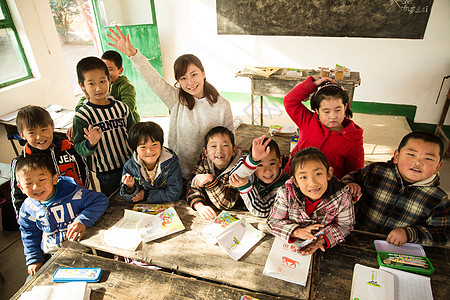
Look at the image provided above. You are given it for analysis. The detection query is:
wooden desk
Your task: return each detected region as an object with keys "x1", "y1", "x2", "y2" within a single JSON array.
[
  {"x1": 11, "y1": 247, "x2": 281, "y2": 300},
  {"x1": 80, "y1": 194, "x2": 311, "y2": 299},
  {"x1": 311, "y1": 230, "x2": 450, "y2": 299},
  {"x1": 235, "y1": 123, "x2": 291, "y2": 155},
  {"x1": 236, "y1": 69, "x2": 361, "y2": 125}
]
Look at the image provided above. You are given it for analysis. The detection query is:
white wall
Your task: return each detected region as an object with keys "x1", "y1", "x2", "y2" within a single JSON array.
[
  {"x1": 0, "y1": 0, "x2": 74, "y2": 163},
  {"x1": 154, "y1": 0, "x2": 450, "y2": 125}
]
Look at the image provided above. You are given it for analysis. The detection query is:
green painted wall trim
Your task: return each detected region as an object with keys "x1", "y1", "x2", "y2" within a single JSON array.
[
  {"x1": 221, "y1": 91, "x2": 417, "y2": 120},
  {"x1": 409, "y1": 122, "x2": 450, "y2": 138},
  {"x1": 351, "y1": 102, "x2": 417, "y2": 121}
]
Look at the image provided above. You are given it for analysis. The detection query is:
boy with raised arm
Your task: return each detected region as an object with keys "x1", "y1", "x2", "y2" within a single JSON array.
[{"x1": 229, "y1": 135, "x2": 289, "y2": 217}]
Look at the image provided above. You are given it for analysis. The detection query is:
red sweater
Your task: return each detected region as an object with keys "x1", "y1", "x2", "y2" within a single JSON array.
[{"x1": 284, "y1": 76, "x2": 364, "y2": 179}]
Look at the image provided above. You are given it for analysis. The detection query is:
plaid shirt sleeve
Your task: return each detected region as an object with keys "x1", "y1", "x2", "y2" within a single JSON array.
[
  {"x1": 322, "y1": 186, "x2": 355, "y2": 248},
  {"x1": 406, "y1": 193, "x2": 449, "y2": 246},
  {"x1": 267, "y1": 187, "x2": 301, "y2": 242},
  {"x1": 186, "y1": 155, "x2": 208, "y2": 208},
  {"x1": 204, "y1": 173, "x2": 240, "y2": 209},
  {"x1": 341, "y1": 164, "x2": 370, "y2": 186}
]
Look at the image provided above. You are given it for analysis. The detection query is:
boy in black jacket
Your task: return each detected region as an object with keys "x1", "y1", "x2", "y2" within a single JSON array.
[{"x1": 11, "y1": 105, "x2": 90, "y2": 218}]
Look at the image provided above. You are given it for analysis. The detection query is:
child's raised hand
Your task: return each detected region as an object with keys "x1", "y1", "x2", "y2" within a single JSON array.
[
  {"x1": 291, "y1": 224, "x2": 324, "y2": 240},
  {"x1": 386, "y1": 228, "x2": 408, "y2": 247},
  {"x1": 251, "y1": 135, "x2": 271, "y2": 161},
  {"x1": 28, "y1": 262, "x2": 43, "y2": 276},
  {"x1": 194, "y1": 202, "x2": 217, "y2": 221},
  {"x1": 122, "y1": 173, "x2": 135, "y2": 189},
  {"x1": 67, "y1": 221, "x2": 86, "y2": 242},
  {"x1": 347, "y1": 183, "x2": 361, "y2": 197},
  {"x1": 191, "y1": 174, "x2": 214, "y2": 188},
  {"x1": 107, "y1": 25, "x2": 138, "y2": 57},
  {"x1": 300, "y1": 237, "x2": 326, "y2": 256},
  {"x1": 131, "y1": 189, "x2": 145, "y2": 202},
  {"x1": 229, "y1": 173, "x2": 249, "y2": 188},
  {"x1": 84, "y1": 125, "x2": 102, "y2": 147},
  {"x1": 313, "y1": 77, "x2": 334, "y2": 87}
]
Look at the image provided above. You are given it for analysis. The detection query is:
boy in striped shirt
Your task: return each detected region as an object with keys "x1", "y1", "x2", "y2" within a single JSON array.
[
  {"x1": 73, "y1": 56, "x2": 135, "y2": 197},
  {"x1": 229, "y1": 135, "x2": 289, "y2": 217}
]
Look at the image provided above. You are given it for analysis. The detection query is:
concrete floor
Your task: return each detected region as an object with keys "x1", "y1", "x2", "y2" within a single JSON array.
[{"x1": 1, "y1": 107, "x2": 449, "y2": 299}]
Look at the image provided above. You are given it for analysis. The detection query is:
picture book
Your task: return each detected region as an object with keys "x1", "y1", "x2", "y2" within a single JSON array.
[
  {"x1": 350, "y1": 264, "x2": 433, "y2": 300},
  {"x1": 215, "y1": 218, "x2": 264, "y2": 261},
  {"x1": 263, "y1": 237, "x2": 312, "y2": 286},
  {"x1": 133, "y1": 203, "x2": 174, "y2": 214},
  {"x1": 137, "y1": 207, "x2": 185, "y2": 243},
  {"x1": 197, "y1": 211, "x2": 238, "y2": 244}
]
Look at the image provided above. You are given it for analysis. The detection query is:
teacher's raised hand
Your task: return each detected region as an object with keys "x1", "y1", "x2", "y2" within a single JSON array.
[{"x1": 107, "y1": 25, "x2": 138, "y2": 57}]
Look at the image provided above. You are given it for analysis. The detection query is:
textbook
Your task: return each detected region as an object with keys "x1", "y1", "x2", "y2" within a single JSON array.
[
  {"x1": 263, "y1": 237, "x2": 312, "y2": 286},
  {"x1": 19, "y1": 282, "x2": 90, "y2": 300},
  {"x1": 215, "y1": 218, "x2": 264, "y2": 261},
  {"x1": 137, "y1": 207, "x2": 185, "y2": 243},
  {"x1": 197, "y1": 211, "x2": 238, "y2": 244},
  {"x1": 350, "y1": 264, "x2": 433, "y2": 300}
]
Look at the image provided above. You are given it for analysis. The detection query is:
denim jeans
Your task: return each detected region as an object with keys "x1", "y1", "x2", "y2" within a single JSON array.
[{"x1": 96, "y1": 168, "x2": 123, "y2": 197}]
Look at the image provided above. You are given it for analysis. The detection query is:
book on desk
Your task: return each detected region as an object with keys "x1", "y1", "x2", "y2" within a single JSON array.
[
  {"x1": 263, "y1": 236, "x2": 312, "y2": 286},
  {"x1": 18, "y1": 282, "x2": 90, "y2": 300},
  {"x1": 350, "y1": 263, "x2": 433, "y2": 300},
  {"x1": 102, "y1": 207, "x2": 185, "y2": 250}
]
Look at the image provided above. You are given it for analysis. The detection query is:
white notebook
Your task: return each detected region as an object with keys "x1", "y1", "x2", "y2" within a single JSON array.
[
  {"x1": 350, "y1": 264, "x2": 433, "y2": 300},
  {"x1": 263, "y1": 236, "x2": 312, "y2": 286},
  {"x1": 19, "y1": 282, "x2": 90, "y2": 300}
]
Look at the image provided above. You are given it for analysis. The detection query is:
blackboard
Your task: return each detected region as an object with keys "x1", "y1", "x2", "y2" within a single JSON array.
[{"x1": 216, "y1": 0, "x2": 434, "y2": 39}]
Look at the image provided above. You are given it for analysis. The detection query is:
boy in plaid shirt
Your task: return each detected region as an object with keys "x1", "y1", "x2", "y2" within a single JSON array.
[
  {"x1": 187, "y1": 126, "x2": 242, "y2": 220},
  {"x1": 268, "y1": 147, "x2": 355, "y2": 255},
  {"x1": 343, "y1": 132, "x2": 448, "y2": 247}
]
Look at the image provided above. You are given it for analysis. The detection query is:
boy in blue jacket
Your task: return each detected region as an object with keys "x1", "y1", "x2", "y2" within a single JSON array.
[
  {"x1": 120, "y1": 122, "x2": 183, "y2": 203},
  {"x1": 17, "y1": 154, "x2": 109, "y2": 276}
]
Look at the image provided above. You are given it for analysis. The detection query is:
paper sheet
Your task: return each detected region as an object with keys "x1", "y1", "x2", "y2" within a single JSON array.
[
  {"x1": 380, "y1": 266, "x2": 433, "y2": 300},
  {"x1": 102, "y1": 210, "x2": 146, "y2": 251}
]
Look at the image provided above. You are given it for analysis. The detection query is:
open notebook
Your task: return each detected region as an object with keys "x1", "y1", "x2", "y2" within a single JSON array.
[
  {"x1": 350, "y1": 263, "x2": 433, "y2": 300},
  {"x1": 19, "y1": 282, "x2": 90, "y2": 300}
]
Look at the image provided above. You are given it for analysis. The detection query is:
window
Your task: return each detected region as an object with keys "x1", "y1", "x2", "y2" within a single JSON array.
[{"x1": 0, "y1": 0, "x2": 32, "y2": 88}]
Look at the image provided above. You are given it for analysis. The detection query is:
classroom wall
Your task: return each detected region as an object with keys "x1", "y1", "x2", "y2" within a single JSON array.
[
  {"x1": 0, "y1": 0, "x2": 74, "y2": 163},
  {"x1": 154, "y1": 0, "x2": 450, "y2": 125}
]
